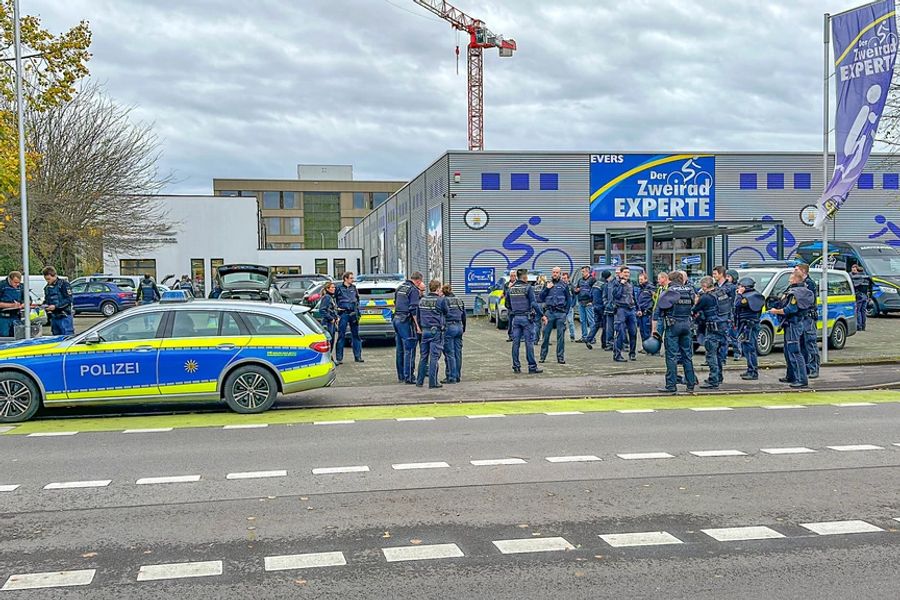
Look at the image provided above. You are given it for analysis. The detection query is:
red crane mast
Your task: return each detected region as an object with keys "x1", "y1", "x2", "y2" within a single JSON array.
[{"x1": 412, "y1": 0, "x2": 516, "y2": 151}]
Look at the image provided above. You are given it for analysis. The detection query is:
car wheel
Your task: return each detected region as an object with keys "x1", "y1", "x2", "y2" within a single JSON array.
[
  {"x1": 757, "y1": 323, "x2": 774, "y2": 356},
  {"x1": 0, "y1": 372, "x2": 41, "y2": 423},
  {"x1": 866, "y1": 301, "x2": 879, "y2": 318},
  {"x1": 100, "y1": 301, "x2": 118, "y2": 317},
  {"x1": 828, "y1": 320, "x2": 847, "y2": 350},
  {"x1": 223, "y1": 365, "x2": 278, "y2": 414}
]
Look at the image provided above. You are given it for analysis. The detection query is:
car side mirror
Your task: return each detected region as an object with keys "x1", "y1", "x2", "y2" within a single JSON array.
[{"x1": 84, "y1": 331, "x2": 101, "y2": 345}]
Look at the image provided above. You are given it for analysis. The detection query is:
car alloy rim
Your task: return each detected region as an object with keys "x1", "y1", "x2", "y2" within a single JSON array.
[
  {"x1": 233, "y1": 373, "x2": 270, "y2": 409},
  {"x1": 0, "y1": 379, "x2": 32, "y2": 418}
]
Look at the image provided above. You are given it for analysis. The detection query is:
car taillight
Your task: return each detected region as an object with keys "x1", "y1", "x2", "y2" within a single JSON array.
[
  {"x1": 118, "y1": 293, "x2": 129, "y2": 298},
  {"x1": 310, "y1": 340, "x2": 330, "y2": 353},
  {"x1": 308, "y1": 293, "x2": 320, "y2": 302}
]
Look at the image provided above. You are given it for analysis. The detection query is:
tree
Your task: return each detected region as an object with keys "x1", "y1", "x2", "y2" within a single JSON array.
[{"x1": 0, "y1": 84, "x2": 173, "y2": 275}]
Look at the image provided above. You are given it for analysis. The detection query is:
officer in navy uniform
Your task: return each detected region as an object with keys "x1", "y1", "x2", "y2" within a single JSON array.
[
  {"x1": 611, "y1": 266, "x2": 638, "y2": 362},
  {"x1": 0, "y1": 271, "x2": 25, "y2": 338},
  {"x1": 850, "y1": 263, "x2": 872, "y2": 332},
  {"x1": 712, "y1": 266, "x2": 737, "y2": 368},
  {"x1": 636, "y1": 271, "x2": 655, "y2": 349},
  {"x1": 41, "y1": 266, "x2": 74, "y2": 336},
  {"x1": 136, "y1": 274, "x2": 160, "y2": 305},
  {"x1": 538, "y1": 266, "x2": 572, "y2": 364},
  {"x1": 794, "y1": 263, "x2": 819, "y2": 379},
  {"x1": 770, "y1": 271, "x2": 814, "y2": 388},
  {"x1": 505, "y1": 268, "x2": 543, "y2": 374},
  {"x1": 693, "y1": 276, "x2": 728, "y2": 389},
  {"x1": 442, "y1": 283, "x2": 466, "y2": 383},
  {"x1": 335, "y1": 271, "x2": 363, "y2": 364},
  {"x1": 652, "y1": 271, "x2": 697, "y2": 394},
  {"x1": 319, "y1": 281, "x2": 338, "y2": 360},
  {"x1": 734, "y1": 276, "x2": 765, "y2": 380},
  {"x1": 393, "y1": 272, "x2": 423, "y2": 383},
  {"x1": 573, "y1": 266, "x2": 596, "y2": 342},
  {"x1": 583, "y1": 270, "x2": 609, "y2": 351},
  {"x1": 416, "y1": 279, "x2": 449, "y2": 389}
]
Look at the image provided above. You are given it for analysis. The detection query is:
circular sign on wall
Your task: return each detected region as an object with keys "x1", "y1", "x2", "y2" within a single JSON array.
[
  {"x1": 464, "y1": 207, "x2": 490, "y2": 230},
  {"x1": 799, "y1": 204, "x2": 818, "y2": 227}
]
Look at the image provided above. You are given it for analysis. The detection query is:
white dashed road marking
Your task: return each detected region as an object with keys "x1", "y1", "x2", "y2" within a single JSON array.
[
  {"x1": 545, "y1": 455, "x2": 601, "y2": 463},
  {"x1": 833, "y1": 402, "x2": 875, "y2": 407},
  {"x1": 391, "y1": 462, "x2": 450, "y2": 470},
  {"x1": 223, "y1": 424, "x2": 268, "y2": 430},
  {"x1": 617, "y1": 452, "x2": 674, "y2": 460},
  {"x1": 136, "y1": 560, "x2": 223, "y2": 582},
  {"x1": 800, "y1": 520, "x2": 884, "y2": 536},
  {"x1": 702, "y1": 526, "x2": 785, "y2": 542},
  {"x1": 544, "y1": 411, "x2": 583, "y2": 416},
  {"x1": 314, "y1": 420, "x2": 355, "y2": 425},
  {"x1": 312, "y1": 466, "x2": 369, "y2": 475},
  {"x1": 616, "y1": 409, "x2": 656, "y2": 414},
  {"x1": 135, "y1": 475, "x2": 201, "y2": 485},
  {"x1": 123, "y1": 428, "x2": 173, "y2": 434},
  {"x1": 382, "y1": 543, "x2": 464, "y2": 562},
  {"x1": 493, "y1": 537, "x2": 574, "y2": 554},
  {"x1": 826, "y1": 444, "x2": 884, "y2": 452},
  {"x1": 27, "y1": 431, "x2": 77, "y2": 437},
  {"x1": 760, "y1": 447, "x2": 816, "y2": 455},
  {"x1": 690, "y1": 450, "x2": 747, "y2": 457},
  {"x1": 225, "y1": 470, "x2": 287, "y2": 480},
  {"x1": 689, "y1": 407, "x2": 734, "y2": 412},
  {"x1": 0, "y1": 484, "x2": 20, "y2": 492},
  {"x1": 763, "y1": 405, "x2": 807, "y2": 410},
  {"x1": 600, "y1": 531, "x2": 683, "y2": 548},
  {"x1": 43, "y1": 480, "x2": 112, "y2": 490},
  {"x1": 396, "y1": 417, "x2": 436, "y2": 422},
  {"x1": 2, "y1": 569, "x2": 95, "y2": 591},
  {"x1": 466, "y1": 414, "x2": 505, "y2": 419},
  {"x1": 470, "y1": 458, "x2": 527, "y2": 466},
  {"x1": 264, "y1": 551, "x2": 347, "y2": 571},
  {"x1": 0, "y1": 426, "x2": 14, "y2": 434}
]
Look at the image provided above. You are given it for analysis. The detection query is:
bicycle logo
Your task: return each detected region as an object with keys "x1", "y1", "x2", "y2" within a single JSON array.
[
  {"x1": 727, "y1": 215, "x2": 797, "y2": 263},
  {"x1": 467, "y1": 215, "x2": 575, "y2": 275}
]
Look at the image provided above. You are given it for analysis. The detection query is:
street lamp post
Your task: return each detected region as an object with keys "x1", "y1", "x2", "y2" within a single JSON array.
[{"x1": 13, "y1": 0, "x2": 31, "y2": 339}]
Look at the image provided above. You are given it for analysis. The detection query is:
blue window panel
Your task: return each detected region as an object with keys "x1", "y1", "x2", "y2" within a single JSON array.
[
  {"x1": 739, "y1": 173, "x2": 757, "y2": 190},
  {"x1": 857, "y1": 173, "x2": 874, "y2": 189},
  {"x1": 539, "y1": 173, "x2": 559, "y2": 190},
  {"x1": 793, "y1": 173, "x2": 811, "y2": 190},
  {"x1": 510, "y1": 173, "x2": 529, "y2": 190},
  {"x1": 481, "y1": 173, "x2": 500, "y2": 191},
  {"x1": 767, "y1": 173, "x2": 785, "y2": 190},
  {"x1": 884, "y1": 173, "x2": 899, "y2": 190}
]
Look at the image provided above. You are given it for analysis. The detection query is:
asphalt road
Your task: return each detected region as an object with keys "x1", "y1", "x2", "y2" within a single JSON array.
[{"x1": 2, "y1": 402, "x2": 899, "y2": 598}]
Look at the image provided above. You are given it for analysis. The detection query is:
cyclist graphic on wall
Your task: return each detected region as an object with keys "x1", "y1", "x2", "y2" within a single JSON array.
[
  {"x1": 727, "y1": 215, "x2": 797, "y2": 263},
  {"x1": 467, "y1": 215, "x2": 574, "y2": 275},
  {"x1": 869, "y1": 214, "x2": 900, "y2": 247},
  {"x1": 503, "y1": 216, "x2": 549, "y2": 268}
]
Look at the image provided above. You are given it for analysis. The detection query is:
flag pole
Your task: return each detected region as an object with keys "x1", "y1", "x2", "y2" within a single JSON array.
[
  {"x1": 821, "y1": 12, "x2": 830, "y2": 364},
  {"x1": 13, "y1": 0, "x2": 31, "y2": 340}
]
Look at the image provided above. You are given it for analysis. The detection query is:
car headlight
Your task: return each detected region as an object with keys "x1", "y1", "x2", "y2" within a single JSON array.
[{"x1": 881, "y1": 286, "x2": 898, "y2": 294}]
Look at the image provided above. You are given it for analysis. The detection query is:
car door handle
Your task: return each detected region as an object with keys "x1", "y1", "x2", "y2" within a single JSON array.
[
  {"x1": 217, "y1": 344, "x2": 236, "y2": 351},
  {"x1": 134, "y1": 345, "x2": 155, "y2": 353}
]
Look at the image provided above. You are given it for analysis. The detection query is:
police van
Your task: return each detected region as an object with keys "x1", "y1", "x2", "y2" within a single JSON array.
[{"x1": 735, "y1": 267, "x2": 857, "y2": 356}]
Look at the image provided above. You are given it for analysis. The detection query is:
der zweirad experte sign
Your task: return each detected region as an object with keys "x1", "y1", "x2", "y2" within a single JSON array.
[{"x1": 589, "y1": 154, "x2": 716, "y2": 222}]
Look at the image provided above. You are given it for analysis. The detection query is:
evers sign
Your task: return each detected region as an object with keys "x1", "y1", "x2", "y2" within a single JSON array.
[{"x1": 590, "y1": 154, "x2": 715, "y2": 221}]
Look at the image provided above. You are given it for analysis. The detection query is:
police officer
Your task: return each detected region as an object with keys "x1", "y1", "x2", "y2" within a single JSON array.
[
  {"x1": 712, "y1": 266, "x2": 738, "y2": 367},
  {"x1": 0, "y1": 271, "x2": 25, "y2": 337},
  {"x1": 769, "y1": 270, "x2": 815, "y2": 388},
  {"x1": 416, "y1": 279, "x2": 449, "y2": 389},
  {"x1": 319, "y1": 281, "x2": 338, "y2": 361},
  {"x1": 561, "y1": 271, "x2": 576, "y2": 341},
  {"x1": 505, "y1": 269, "x2": 517, "y2": 342},
  {"x1": 636, "y1": 271, "x2": 655, "y2": 350},
  {"x1": 393, "y1": 272, "x2": 423, "y2": 384},
  {"x1": 442, "y1": 283, "x2": 466, "y2": 384},
  {"x1": 539, "y1": 266, "x2": 572, "y2": 364},
  {"x1": 583, "y1": 270, "x2": 609, "y2": 350},
  {"x1": 505, "y1": 268, "x2": 543, "y2": 374},
  {"x1": 335, "y1": 271, "x2": 363, "y2": 364},
  {"x1": 734, "y1": 276, "x2": 765, "y2": 380},
  {"x1": 573, "y1": 266, "x2": 595, "y2": 341},
  {"x1": 794, "y1": 263, "x2": 819, "y2": 379},
  {"x1": 693, "y1": 276, "x2": 727, "y2": 389},
  {"x1": 41, "y1": 266, "x2": 74, "y2": 336},
  {"x1": 136, "y1": 274, "x2": 160, "y2": 305},
  {"x1": 850, "y1": 263, "x2": 872, "y2": 331},
  {"x1": 611, "y1": 266, "x2": 638, "y2": 362},
  {"x1": 178, "y1": 275, "x2": 194, "y2": 293},
  {"x1": 653, "y1": 271, "x2": 697, "y2": 394}
]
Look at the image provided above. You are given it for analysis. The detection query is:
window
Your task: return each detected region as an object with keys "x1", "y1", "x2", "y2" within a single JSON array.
[
  {"x1": 315, "y1": 259, "x2": 328, "y2": 275},
  {"x1": 353, "y1": 192, "x2": 371, "y2": 209},
  {"x1": 481, "y1": 173, "x2": 500, "y2": 190},
  {"x1": 88, "y1": 283, "x2": 108, "y2": 293},
  {"x1": 353, "y1": 217, "x2": 363, "y2": 225},
  {"x1": 284, "y1": 217, "x2": 302, "y2": 235},
  {"x1": 333, "y1": 258, "x2": 346, "y2": 278},
  {"x1": 273, "y1": 266, "x2": 302, "y2": 275},
  {"x1": 767, "y1": 173, "x2": 784, "y2": 190},
  {"x1": 263, "y1": 191, "x2": 281, "y2": 209},
  {"x1": 241, "y1": 313, "x2": 296, "y2": 336},
  {"x1": 770, "y1": 273, "x2": 791, "y2": 297},
  {"x1": 120, "y1": 259, "x2": 156, "y2": 279},
  {"x1": 793, "y1": 173, "x2": 811, "y2": 190},
  {"x1": 71, "y1": 283, "x2": 87, "y2": 293},
  {"x1": 190, "y1": 259, "x2": 205, "y2": 289},
  {"x1": 739, "y1": 173, "x2": 757, "y2": 190},
  {"x1": 884, "y1": 174, "x2": 899, "y2": 189},
  {"x1": 222, "y1": 312, "x2": 242, "y2": 336},
  {"x1": 211, "y1": 258, "x2": 224, "y2": 282},
  {"x1": 857, "y1": 173, "x2": 874, "y2": 189},
  {"x1": 97, "y1": 312, "x2": 163, "y2": 342},
  {"x1": 264, "y1": 217, "x2": 281, "y2": 235},
  {"x1": 305, "y1": 192, "x2": 340, "y2": 248},
  {"x1": 171, "y1": 311, "x2": 223, "y2": 338},
  {"x1": 218, "y1": 190, "x2": 239, "y2": 197},
  {"x1": 373, "y1": 192, "x2": 389, "y2": 206},
  {"x1": 539, "y1": 173, "x2": 559, "y2": 191},
  {"x1": 511, "y1": 173, "x2": 529, "y2": 191},
  {"x1": 282, "y1": 191, "x2": 298, "y2": 209}
]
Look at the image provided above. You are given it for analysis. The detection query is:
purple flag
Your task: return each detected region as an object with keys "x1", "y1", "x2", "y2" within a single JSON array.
[{"x1": 816, "y1": 0, "x2": 898, "y2": 229}]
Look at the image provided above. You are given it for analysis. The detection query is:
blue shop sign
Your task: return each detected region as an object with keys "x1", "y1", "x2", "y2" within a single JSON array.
[{"x1": 465, "y1": 267, "x2": 495, "y2": 294}]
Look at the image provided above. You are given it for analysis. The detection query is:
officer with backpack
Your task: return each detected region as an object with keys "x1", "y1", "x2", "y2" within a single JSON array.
[
  {"x1": 769, "y1": 271, "x2": 815, "y2": 389},
  {"x1": 416, "y1": 279, "x2": 449, "y2": 389},
  {"x1": 505, "y1": 268, "x2": 542, "y2": 374},
  {"x1": 734, "y1": 276, "x2": 765, "y2": 380},
  {"x1": 136, "y1": 274, "x2": 161, "y2": 305}
]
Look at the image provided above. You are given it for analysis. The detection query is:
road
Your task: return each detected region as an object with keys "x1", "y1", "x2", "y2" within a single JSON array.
[{"x1": 2, "y1": 401, "x2": 899, "y2": 598}]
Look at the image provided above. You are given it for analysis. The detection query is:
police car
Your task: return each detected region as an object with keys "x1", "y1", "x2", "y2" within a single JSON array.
[
  {"x1": 0, "y1": 299, "x2": 335, "y2": 422},
  {"x1": 355, "y1": 278, "x2": 402, "y2": 339},
  {"x1": 487, "y1": 271, "x2": 542, "y2": 329},
  {"x1": 736, "y1": 267, "x2": 857, "y2": 356}
]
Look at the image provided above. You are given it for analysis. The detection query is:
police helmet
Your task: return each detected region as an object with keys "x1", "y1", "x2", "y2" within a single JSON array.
[
  {"x1": 642, "y1": 331, "x2": 662, "y2": 355},
  {"x1": 737, "y1": 276, "x2": 756, "y2": 290},
  {"x1": 726, "y1": 269, "x2": 740, "y2": 282}
]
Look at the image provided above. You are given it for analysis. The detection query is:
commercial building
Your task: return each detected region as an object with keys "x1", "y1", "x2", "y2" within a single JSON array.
[
  {"x1": 340, "y1": 150, "x2": 900, "y2": 305},
  {"x1": 213, "y1": 164, "x2": 405, "y2": 250}
]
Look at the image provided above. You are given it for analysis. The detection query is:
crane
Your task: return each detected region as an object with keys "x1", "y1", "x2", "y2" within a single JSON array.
[{"x1": 412, "y1": 0, "x2": 516, "y2": 151}]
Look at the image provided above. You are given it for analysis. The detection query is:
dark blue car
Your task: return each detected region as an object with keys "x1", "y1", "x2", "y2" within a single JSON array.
[{"x1": 71, "y1": 281, "x2": 137, "y2": 317}]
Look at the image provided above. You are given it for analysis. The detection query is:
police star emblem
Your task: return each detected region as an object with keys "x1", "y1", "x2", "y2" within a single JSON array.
[{"x1": 184, "y1": 359, "x2": 199, "y2": 374}]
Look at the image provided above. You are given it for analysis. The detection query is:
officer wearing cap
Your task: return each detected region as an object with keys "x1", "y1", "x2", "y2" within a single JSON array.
[
  {"x1": 653, "y1": 271, "x2": 697, "y2": 393},
  {"x1": 573, "y1": 266, "x2": 596, "y2": 341},
  {"x1": 442, "y1": 283, "x2": 466, "y2": 384},
  {"x1": 611, "y1": 266, "x2": 638, "y2": 362},
  {"x1": 136, "y1": 274, "x2": 160, "y2": 305},
  {"x1": 636, "y1": 271, "x2": 655, "y2": 350},
  {"x1": 693, "y1": 276, "x2": 726, "y2": 390},
  {"x1": 41, "y1": 266, "x2": 74, "y2": 336},
  {"x1": 769, "y1": 271, "x2": 815, "y2": 388},
  {"x1": 735, "y1": 276, "x2": 765, "y2": 380},
  {"x1": 0, "y1": 271, "x2": 25, "y2": 337},
  {"x1": 416, "y1": 279, "x2": 449, "y2": 389},
  {"x1": 794, "y1": 263, "x2": 819, "y2": 379},
  {"x1": 583, "y1": 269, "x2": 610, "y2": 350},
  {"x1": 505, "y1": 268, "x2": 542, "y2": 374},
  {"x1": 850, "y1": 263, "x2": 872, "y2": 331},
  {"x1": 393, "y1": 272, "x2": 423, "y2": 383},
  {"x1": 712, "y1": 266, "x2": 738, "y2": 368},
  {"x1": 538, "y1": 266, "x2": 571, "y2": 364},
  {"x1": 335, "y1": 271, "x2": 363, "y2": 364}
]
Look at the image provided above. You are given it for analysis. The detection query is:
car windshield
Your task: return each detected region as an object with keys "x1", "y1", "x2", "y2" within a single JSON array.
[
  {"x1": 359, "y1": 287, "x2": 396, "y2": 297},
  {"x1": 859, "y1": 249, "x2": 900, "y2": 276},
  {"x1": 221, "y1": 272, "x2": 268, "y2": 286},
  {"x1": 738, "y1": 270, "x2": 777, "y2": 290}
]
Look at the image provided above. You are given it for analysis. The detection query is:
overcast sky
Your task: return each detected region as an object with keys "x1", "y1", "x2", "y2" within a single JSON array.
[{"x1": 29, "y1": 0, "x2": 873, "y2": 194}]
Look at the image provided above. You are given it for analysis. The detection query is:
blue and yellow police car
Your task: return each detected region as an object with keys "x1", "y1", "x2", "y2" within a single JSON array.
[{"x1": 0, "y1": 299, "x2": 335, "y2": 422}]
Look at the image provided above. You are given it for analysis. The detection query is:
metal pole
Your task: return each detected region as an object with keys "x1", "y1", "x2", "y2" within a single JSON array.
[
  {"x1": 320, "y1": 232, "x2": 325, "y2": 248},
  {"x1": 776, "y1": 224, "x2": 785, "y2": 260},
  {"x1": 822, "y1": 13, "x2": 830, "y2": 364},
  {"x1": 644, "y1": 224, "x2": 653, "y2": 275},
  {"x1": 13, "y1": 0, "x2": 31, "y2": 340}
]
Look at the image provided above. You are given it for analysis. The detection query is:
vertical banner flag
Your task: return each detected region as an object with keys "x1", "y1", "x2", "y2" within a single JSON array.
[{"x1": 816, "y1": 0, "x2": 898, "y2": 229}]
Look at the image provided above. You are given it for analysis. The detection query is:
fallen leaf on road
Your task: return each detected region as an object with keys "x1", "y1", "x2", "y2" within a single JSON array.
[
  {"x1": 594, "y1": 555, "x2": 604, "y2": 560},
  {"x1": 294, "y1": 579, "x2": 307, "y2": 585},
  {"x1": 81, "y1": 552, "x2": 97, "y2": 558},
  {"x1": 382, "y1": 532, "x2": 391, "y2": 539},
  {"x1": 143, "y1": 550, "x2": 153, "y2": 555},
  {"x1": 300, "y1": 497, "x2": 309, "y2": 501},
  {"x1": 517, "y1": 524, "x2": 529, "y2": 529},
  {"x1": 410, "y1": 539, "x2": 423, "y2": 545},
  {"x1": 574, "y1": 571, "x2": 586, "y2": 577},
  {"x1": 247, "y1": 517, "x2": 256, "y2": 521}
]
